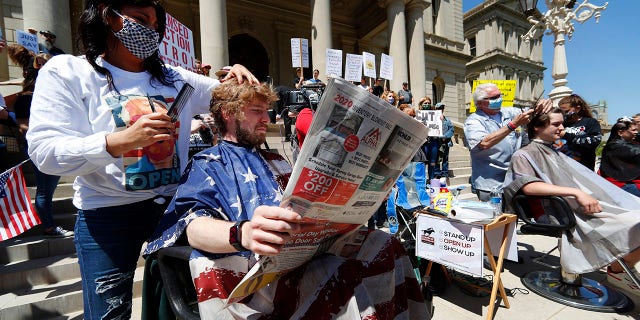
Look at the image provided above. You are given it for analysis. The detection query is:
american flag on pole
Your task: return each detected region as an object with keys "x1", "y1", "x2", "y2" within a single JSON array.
[{"x1": 0, "y1": 163, "x2": 40, "y2": 241}]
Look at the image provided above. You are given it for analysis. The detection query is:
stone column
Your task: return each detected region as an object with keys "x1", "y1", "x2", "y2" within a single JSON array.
[
  {"x1": 382, "y1": 0, "x2": 409, "y2": 92},
  {"x1": 22, "y1": 0, "x2": 72, "y2": 53},
  {"x1": 406, "y1": 0, "x2": 428, "y2": 104},
  {"x1": 199, "y1": 0, "x2": 228, "y2": 75},
  {"x1": 311, "y1": 0, "x2": 332, "y2": 82}
]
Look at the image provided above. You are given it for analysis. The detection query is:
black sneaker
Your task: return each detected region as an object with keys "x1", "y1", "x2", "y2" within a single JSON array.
[{"x1": 44, "y1": 226, "x2": 74, "y2": 238}]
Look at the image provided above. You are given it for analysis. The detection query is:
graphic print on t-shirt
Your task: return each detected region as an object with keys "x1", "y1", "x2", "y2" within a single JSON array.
[{"x1": 109, "y1": 94, "x2": 181, "y2": 191}]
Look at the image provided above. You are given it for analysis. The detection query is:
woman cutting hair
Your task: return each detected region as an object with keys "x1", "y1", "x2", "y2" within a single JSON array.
[{"x1": 26, "y1": 1, "x2": 256, "y2": 318}]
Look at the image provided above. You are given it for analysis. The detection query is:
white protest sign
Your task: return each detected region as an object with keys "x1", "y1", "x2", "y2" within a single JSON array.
[
  {"x1": 159, "y1": 13, "x2": 196, "y2": 71},
  {"x1": 16, "y1": 30, "x2": 38, "y2": 54},
  {"x1": 344, "y1": 54, "x2": 363, "y2": 82},
  {"x1": 379, "y1": 53, "x2": 393, "y2": 80},
  {"x1": 362, "y1": 51, "x2": 376, "y2": 78},
  {"x1": 325, "y1": 49, "x2": 343, "y2": 78},
  {"x1": 291, "y1": 38, "x2": 309, "y2": 68},
  {"x1": 416, "y1": 214, "x2": 485, "y2": 276},
  {"x1": 416, "y1": 110, "x2": 443, "y2": 137}
]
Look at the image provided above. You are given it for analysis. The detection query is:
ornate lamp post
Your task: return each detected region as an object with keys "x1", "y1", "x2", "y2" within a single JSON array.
[{"x1": 520, "y1": 0, "x2": 607, "y2": 103}]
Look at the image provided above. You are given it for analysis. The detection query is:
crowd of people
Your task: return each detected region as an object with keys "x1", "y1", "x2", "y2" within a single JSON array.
[{"x1": 0, "y1": 0, "x2": 638, "y2": 318}]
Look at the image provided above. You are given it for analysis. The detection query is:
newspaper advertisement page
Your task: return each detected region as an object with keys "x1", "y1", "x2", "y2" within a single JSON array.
[{"x1": 227, "y1": 77, "x2": 429, "y2": 304}]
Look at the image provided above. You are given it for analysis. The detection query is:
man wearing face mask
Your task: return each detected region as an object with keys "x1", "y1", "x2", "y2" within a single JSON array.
[{"x1": 464, "y1": 83, "x2": 546, "y2": 201}]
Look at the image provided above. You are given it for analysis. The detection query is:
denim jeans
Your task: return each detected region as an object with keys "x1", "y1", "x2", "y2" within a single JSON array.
[
  {"x1": 33, "y1": 164, "x2": 60, "y2": 229},
  {"x1": 422, "y1": 139, "x2": 440, "y2": 180},
  {"x1": 74, "y1": 197, "x2": 169, "y2": 319}
]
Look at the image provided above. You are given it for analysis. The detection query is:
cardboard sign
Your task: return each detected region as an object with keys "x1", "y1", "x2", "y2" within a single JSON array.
[
  {"x1": 159, "y1": 13, "x2": 196, "y2": 71},
  {"x1": 362, "y1": 52, "x2": 376, "y2": 78},
  {"x1": 416, "y1": 214, "x2": 485, "y2": 276},
  {"x1": 16, "y1": 30, "x2": 38, "y2": 54},
  {"x1": 344, "y1": 54, "x2": 363, "y2": 82},
  {"x1": 470, "y1": 80, "x2": 517, "y2": 113},
  {"x1": 325, "y1": 49, "x2": 343, "y2": 78},
  {"x1": 379, "y1": 53, "x2": 393, "y2": 80},
  {"x1": 416, "y1": 110, "x2": 443, "y2": 137},
  {"x1": 291, "y1": 38, "x2": 309, "y2": 68}
]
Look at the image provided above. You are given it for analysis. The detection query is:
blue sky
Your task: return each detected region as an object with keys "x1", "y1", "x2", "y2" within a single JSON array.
[{"x1": 463, "y1": 0, "x2": 638, "y2": 124}]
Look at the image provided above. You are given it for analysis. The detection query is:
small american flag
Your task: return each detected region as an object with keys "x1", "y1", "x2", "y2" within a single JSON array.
[{"x1": 1, "y1": 164, "x2": 40, "y2": 241}]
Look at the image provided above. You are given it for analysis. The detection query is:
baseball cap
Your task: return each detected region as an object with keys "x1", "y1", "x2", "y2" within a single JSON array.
[
  {"x1": 214, "y1": 66, "x2": 232, "y2": 77},
  {"x1": 435, "y1": 102, "x2": 445, "y2": 109},
  {"x1": 202, "y1": 64, "x2": 211, "y2": 69},
  {"x1": 402, "y1": 81, "x2": 408, "y2": 85}
]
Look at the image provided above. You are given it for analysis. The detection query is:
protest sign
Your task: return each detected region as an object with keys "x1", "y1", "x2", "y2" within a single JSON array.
[
  {"x1": 416, "y1": 214, "x2": 485, "y2": 276},
  {"x1": 16, "y1": 30, "x2": 38, "y2": 54},
  {"x1": 344, "y1": 54, "x2": 363, "y2": 82},
  {"x1": 291, "y1": 38, "x2": 309, "y2": 68},
  {"x1": 325, "y1": 48, "x2": 343, "y2": 78},
  {"x1": 159, "y1": 13, "x2": 196, "y2": 71},
  {"x1": 416, "y1": 110, "x2": 443, "y2": 137},
  {"x1": 379, "y1": 53, "x2": 393, "y2": 80},
  {"x1": 470, "y1": 80, "x2": 517, "y2": 112},
  {"x1": 362, "y1": 52, "x2": 376, "y2": 79}
]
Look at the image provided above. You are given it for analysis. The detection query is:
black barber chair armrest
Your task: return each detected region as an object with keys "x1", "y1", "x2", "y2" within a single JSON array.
[
  {"x1": 512, "y1": 195, "x2": 576, "y2": 237},
  {"x1": 157, "y1": 246, "x2": 199, "y2": 320}
]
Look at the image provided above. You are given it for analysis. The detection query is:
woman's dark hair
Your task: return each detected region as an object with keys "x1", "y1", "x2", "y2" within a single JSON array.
[
  {"x1": 79, "y1": 0, "x2": 173, "y2": 92},
  {"x1": 607, "y1": 119, "x2": 634, "y2": 144},
  {"x1": 557, "y1": 93, "x2": 593, "y2": 118},
  {"x1": 527, "y1": 107, "x2": 564, "y2": 139}
]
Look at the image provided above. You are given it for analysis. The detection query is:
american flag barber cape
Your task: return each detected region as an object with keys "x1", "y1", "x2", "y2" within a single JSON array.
[
  {"x1": 145, "y1": 142, "x2": 429, "y2": 319},
  {"x1": 1, "y1": 163, "x2": 40, "y2": 241}
]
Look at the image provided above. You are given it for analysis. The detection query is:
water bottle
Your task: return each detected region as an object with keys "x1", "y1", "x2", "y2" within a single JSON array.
[{"x1": 489, "y1": 187, "x2": 503, "y2": 218}]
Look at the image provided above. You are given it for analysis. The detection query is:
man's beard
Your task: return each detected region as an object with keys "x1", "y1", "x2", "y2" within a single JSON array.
[{"x1": 235, "y1": 120, "x2": 266, "y2": 147}]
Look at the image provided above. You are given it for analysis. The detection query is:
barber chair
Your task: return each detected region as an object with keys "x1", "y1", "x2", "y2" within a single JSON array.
[
  {"x1": 156, "y1": 246, "x2": 200, "y2": 320},
  {"x1": 512, "y1": 195, "x2": 638, "y2": 312}
]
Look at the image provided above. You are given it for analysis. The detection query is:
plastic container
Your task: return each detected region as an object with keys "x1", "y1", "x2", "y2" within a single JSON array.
[
  {"x1": 429, "y1": 178, "x2": 441, "y2": 209},
  {"x1": 489, "y1": 187, "x2": 503, "y2": 217},
  {"x1": 433, "y1": 178, "x2": 453, "y2": 213}
]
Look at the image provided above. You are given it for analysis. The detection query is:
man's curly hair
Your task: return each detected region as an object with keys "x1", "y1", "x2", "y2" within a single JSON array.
[{"x1": 210, "y1": 77, "x2": 279, "y2": 135}]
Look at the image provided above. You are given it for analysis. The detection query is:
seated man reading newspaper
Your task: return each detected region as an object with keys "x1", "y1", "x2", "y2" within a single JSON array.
[{"x1": 144, "y1": 77, "x2": 428, "y2": 319}]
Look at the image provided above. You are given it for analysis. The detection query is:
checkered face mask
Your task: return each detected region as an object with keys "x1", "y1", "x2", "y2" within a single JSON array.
[{"x1": 112, "y1": 9, "x2": 160, "y2": 60}]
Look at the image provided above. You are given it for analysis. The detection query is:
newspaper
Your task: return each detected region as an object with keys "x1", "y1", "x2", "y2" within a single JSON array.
[{"x1": 227, "y1": 77, "x2": 429, "y2": 303}]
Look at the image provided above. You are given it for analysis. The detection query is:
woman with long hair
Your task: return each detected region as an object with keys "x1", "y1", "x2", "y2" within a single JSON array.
[
  {"x1": 599, "y1": 118, "x2": 640, "y2": 197},
  {"x1": 26, "y1": 1, "x2": 256, "y2": 318},
  {"x1": 555, "y1": 94, "x2": 603, "y2": 170}
]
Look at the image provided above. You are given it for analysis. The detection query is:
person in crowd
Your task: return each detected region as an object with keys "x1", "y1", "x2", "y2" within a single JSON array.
[
  {"x1": 294, "y1": 67, "x2": 305, "y2": 89},
  {"x1": 599, "y1": 118, "x2": 640, "y2": 197},
  {"x1": 398, "y1": 103, "x2": 415, "y2": 117},
  {"x1": 25, "y1": 1, "x2": 257, "y2": 318},
  {"x1": 437, "y1": 103, "x2": 454, "y2": 178},
  {"x1": 357, "y1": 76, "x2": 370, "y2": 91},
  {"x1": 464, "y1": 83, "x2": 549, "y2": 200},
  {"x1": 305, "y1": 68, "x2": 324, "y2": 86},
  {"x1": 7, "y1": 44, "x2": 37, "y2": 84},
  {"x1": 39, "y1": 30, "x2": 65, "y2": 56},
  {"x1": 201, "y1": 63, "x2": 211, "y2": 76},
  {"x1": 632, "y1": 113, "x2": 640, "y2": 133},
  {"x1": 417, "y1": 96, "x2": 432, "y2": 110},
  {"x1": 383, "y1": 89, "x2": 398, "y2": 107},
  {"x1": 554, "y1": 94, "x2": 602, "y2": 171},
  {"x1": 503, "y1": 108, "x2": 640, "y2": 295},
  {"x1": 144, "y1": 77, "x2": 427, "y2": 318},
  {"x1": 372, "y1": 78, "x2": 384, "y2": 97},
  {"x1": 397, "y1": 81, "x2": 413, "y2": 105},
  {"x1": 214, "y1": 65, "x2": 231, "y2": 80},
  {"x1": 188, "y1": 114, "x2": 217, "y2": 158},
  {"x1": 194, "y1": 59, "x2": 204, "y2": 75},
  {"x1": 11, "y1": 52, "x2": 70, "y2": 237}
]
